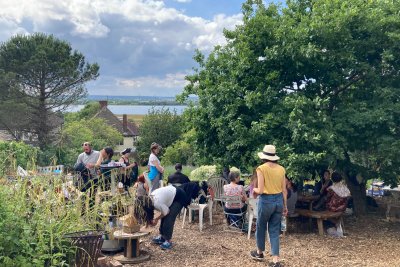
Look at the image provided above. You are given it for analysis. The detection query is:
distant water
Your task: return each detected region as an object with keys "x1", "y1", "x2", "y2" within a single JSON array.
[{"x1": 67, "y1": 105, "x2": 187, "y2": 115}]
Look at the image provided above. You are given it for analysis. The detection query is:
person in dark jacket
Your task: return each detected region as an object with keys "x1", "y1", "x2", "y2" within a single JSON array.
[{"x1": 167, "y1": 163, "x2": 190, "y2": 185}]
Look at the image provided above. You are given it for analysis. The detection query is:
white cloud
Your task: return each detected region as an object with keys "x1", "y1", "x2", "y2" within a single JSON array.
[
  {"x1": 117, "y1": 72, "x2": 188, "y2": 89},
  {"x1": 0, "y1": 0, "x2": 243, "y2": 96}
]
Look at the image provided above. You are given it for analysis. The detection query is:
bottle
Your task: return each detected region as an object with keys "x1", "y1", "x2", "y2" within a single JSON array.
[{"x1": 281, "y1": 216, "x2": 287, "y2": 232}]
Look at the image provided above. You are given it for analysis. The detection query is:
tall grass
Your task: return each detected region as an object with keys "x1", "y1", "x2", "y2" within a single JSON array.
[{"x1": 0, "y1": 171, "x2": 139, "y2": 266}]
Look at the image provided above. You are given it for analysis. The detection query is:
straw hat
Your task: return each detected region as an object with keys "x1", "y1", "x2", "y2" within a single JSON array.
[{"x1": 257, "y1": 145, "x2": 280, "y2": 161}]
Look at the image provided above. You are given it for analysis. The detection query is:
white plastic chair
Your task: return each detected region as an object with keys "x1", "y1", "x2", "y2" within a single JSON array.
[
  {"x1": 207, "y1": 177, "x2": 227, "y2": 211},
  {"x1": 182, "y1": 190, "x2": 213, "y2": 232},
  {"x1": 247, "y1": 197, "x2": 269, "y2": 241}
]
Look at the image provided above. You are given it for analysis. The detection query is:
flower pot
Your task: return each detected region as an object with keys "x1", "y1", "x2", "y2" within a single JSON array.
[{"x1": 64, "y1": 230, "x2": 104, "y2": 267}]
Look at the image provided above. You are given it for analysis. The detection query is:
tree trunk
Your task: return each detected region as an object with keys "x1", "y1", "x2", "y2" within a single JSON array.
[{"x1": 343, "y1": 172, "x2": 367, "y2": 216}]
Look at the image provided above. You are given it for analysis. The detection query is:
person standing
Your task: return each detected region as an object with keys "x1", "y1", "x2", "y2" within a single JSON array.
[
  {"x1": 250, "y1": 145, "x2": 287, "y2": 266},
  {"x1": 167, "y1": 163, "x2": 190, "y2": 185},
  {"x1": 119, "y1": 148, "x2": 138, "y2": 189},
  {"x1": 148, "y1": 143, "x2": 164, "y2": 192}
]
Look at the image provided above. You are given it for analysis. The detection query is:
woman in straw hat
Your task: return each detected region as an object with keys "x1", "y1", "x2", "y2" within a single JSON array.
[{"x1": 250, "y1": 145, "x2": 287, "y2": 267}]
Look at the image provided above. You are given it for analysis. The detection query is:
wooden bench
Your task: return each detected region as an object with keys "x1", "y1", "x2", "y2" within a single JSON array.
[{"x1": 295, "y1": 208, "x2": 344, "y2": 235}]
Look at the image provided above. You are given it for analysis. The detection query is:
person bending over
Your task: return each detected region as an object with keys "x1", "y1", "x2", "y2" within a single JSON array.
[{"x1": 146, "y1": 182, "x2": 200, "y2": 250}]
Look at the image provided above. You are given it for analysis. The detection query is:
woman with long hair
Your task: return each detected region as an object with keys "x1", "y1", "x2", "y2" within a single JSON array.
[
  {"x1": 250, "y1": 145, "x2": 287, "y2": 267},
  {"x1": 119, "y1": 148, "x2": 138, "y2": 190},
  {"x1": 95, "y1": 147, "x2": 114, "y2": 190},
  {"x1": 148, "y1": 143, "x2": 164, "y2": 192}
]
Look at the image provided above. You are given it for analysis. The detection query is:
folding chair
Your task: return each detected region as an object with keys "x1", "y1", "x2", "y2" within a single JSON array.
[{"x1": 222, "y1": 195, "x2": 246, "y2": 232}]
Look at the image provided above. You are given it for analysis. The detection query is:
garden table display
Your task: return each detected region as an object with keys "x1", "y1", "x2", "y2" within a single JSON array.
[{"x1": 112, "y1": 230, "x2": 150, "y2": 264}]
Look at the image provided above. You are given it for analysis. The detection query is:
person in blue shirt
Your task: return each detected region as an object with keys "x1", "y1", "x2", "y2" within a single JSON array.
[{"x1": 148, "y1": 143, "x2": 164, "y2": 192}]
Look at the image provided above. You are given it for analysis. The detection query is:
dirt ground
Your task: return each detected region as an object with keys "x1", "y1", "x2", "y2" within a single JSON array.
[{"x1": 101, "y1": 207, "x2": 400, "y2": 267}]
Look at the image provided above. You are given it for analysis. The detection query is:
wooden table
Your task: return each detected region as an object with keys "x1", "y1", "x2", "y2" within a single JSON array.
[
  {"x1": 296, "y1": 208, "x2": 344, "y2": 235},
  {"x1": 297, "y1": 194, "x2": 319, "y2": 210},
  {"x1": 113, "y1": 230, "x2": 150, "y2": 264}
]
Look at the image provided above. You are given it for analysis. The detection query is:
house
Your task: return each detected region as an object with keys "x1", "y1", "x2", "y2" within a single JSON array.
[
  {"x1": 0, "y1": 112, "x2": 64, "y2": 146},
  {"x1": 93, "y1": 101, "x2": 139, "y2": 153}
]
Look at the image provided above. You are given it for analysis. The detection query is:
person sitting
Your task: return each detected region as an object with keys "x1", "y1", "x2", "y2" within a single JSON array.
[
  {"x1": 286, "y1": 176, "x2": 298, "y2": 217},
  {"x1": 95, "y1": 147, "x2": 114, "y2": 191},
  {"x1": 325, "y1": 172, "x2": 351, "y2": 237},
  {"x1": 313, "y1": 169, "x2": 333, "y2": 210},
  {"x1": 326, "y1": 172, "x2": 351, "y2": 212},
  {"x1": 167, "y1": 163, "x2": 190, "y2": 186},
  {"x1": 223, "y1": 172, "x2": 247, "y2": 228}
]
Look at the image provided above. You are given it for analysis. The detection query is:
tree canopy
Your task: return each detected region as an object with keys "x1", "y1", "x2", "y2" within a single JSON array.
[
  {"x1": 180, "y1": 0, "x2": 400, "y2": 214},
  {"x1": 0, "y1": 33, "x2": 99, "y2": 149},
  {"x1": 136, "y1": 108, "x2": 183, "y2": 164}
]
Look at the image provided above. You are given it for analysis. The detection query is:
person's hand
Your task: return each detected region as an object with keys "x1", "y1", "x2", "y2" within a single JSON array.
[
  {"x1": 151, "y1": 218, "x2": 159, "y2": 226},
  {"x1": 86, "y1": 163, "x2": 94, "y2": 168},
  {"x1": 283, "y1": 206, "x2": 288, "y2": 216}
]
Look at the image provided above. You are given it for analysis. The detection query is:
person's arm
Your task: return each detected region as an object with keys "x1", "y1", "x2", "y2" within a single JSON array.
[
  {"x1": 152, "y1": 203, "x2": 169, "y2": 224},
  {"x1": 253, "y1": 169, "x2": 264, "y2": 194},
  {"x1": 94, "y1": 153, "x2": 103, "y2": 168},
  {"x1": 282, "y1": 175, "x2": 288, "y2": 216},
  {"x1": 74, "y1": 154, "x2": 83, "y2": 168},
  {"x1": 241, "y1": 186, "x2": 247, "y2": 202},
  {"x1": 152, "y1": 159, "x2": 164, "y2": 173},
  {"x1": 320, "y1": 179, "x2": 331, "y2": 194}
]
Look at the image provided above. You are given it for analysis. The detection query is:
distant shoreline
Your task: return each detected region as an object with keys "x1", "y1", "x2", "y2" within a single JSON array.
[{"x1": 76, "y1": 95, "x2": 198, "y2": 106}]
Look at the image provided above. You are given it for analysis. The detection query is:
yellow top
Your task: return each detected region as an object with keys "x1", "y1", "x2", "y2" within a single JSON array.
[{"x1": 257, "y1": 163, "x2": 286, "y2": 194}]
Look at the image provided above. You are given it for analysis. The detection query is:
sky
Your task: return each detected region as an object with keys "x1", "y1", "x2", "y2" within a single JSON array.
[{"x1": 0, "y1": 0, "x2": 267, "y2": 97}]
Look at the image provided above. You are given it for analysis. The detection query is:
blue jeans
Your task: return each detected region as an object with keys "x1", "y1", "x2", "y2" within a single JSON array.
[{"x1": 256, "y1": 193, "x2": 283, "y2": 256}]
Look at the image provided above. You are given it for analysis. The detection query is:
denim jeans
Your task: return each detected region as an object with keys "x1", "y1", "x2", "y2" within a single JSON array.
[{"x1": 256, "y1": 193, "x2": 283, "y2": 256}]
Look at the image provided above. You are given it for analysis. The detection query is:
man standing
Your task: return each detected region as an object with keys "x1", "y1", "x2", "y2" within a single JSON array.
[
  {"x1": 167, "y1": 163, "x2": 190, "y2": 185},
  {"x1": 74, "y1": 142, "x2": 100, "y2": 179}
]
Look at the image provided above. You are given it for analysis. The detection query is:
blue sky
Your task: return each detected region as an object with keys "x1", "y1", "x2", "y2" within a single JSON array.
[{"x1": 0, "y1": 0, "x2": 277, "y2": 97}]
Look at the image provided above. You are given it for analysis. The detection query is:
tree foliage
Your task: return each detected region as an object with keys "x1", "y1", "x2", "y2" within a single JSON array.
[
  {"x1": 162, "y1": 129, "x2": 197, "y2": 166},
  {"x1": 0, "y1": 33, "x2": 99, "y2": 149},
  {"x1": 180, "y1": 0, "x2": 400, "y2": 214},
  {"x1": 53, "y1": 104, "x2": 123, "y2": 170},
  {"x1": 136, "y1": 108, "x2": 183, "y2": 164}
]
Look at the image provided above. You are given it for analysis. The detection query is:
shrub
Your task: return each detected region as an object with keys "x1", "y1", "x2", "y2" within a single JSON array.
[{"x1": 190, "y1": 165, "x2": 218, "y2": 181}]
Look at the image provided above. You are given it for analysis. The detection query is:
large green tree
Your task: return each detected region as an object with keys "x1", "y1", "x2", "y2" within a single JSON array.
[
  {"x1": 180, "y1": 0, "x2": 400, "y2": 215},
  {"x1": 0, "y1": 33, "x2": 99, "y2": 149},
  {"x1": 136, "y1": 108, "x2": 183, "y2": 164}
]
